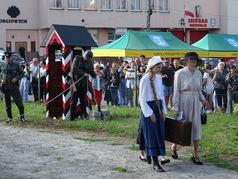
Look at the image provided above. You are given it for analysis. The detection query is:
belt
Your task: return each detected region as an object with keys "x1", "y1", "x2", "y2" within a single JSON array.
[{"x1": 181, "y1": 91, "x2": 199, "y2": 96}]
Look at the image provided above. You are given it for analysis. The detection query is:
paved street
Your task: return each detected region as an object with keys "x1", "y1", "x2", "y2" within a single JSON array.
[{"x1": 0, "y1": 124, "x2": 238, "y2": 179}]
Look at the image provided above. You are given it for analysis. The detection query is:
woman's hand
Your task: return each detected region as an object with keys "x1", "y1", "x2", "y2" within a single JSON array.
[
  {"x1": 202, "y1": 99, "x2": 208, "y2": 107},
  {"x1": 150, "y1": 113, "x2": 157, "y2": 123},
  {"x1": 174, "y1": 111, "x2": 179, "y2": 118}
]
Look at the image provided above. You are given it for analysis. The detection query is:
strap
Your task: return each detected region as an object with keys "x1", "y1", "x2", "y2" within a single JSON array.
[{"x1": 149, "y1": 75, "x2": 163, "y2": 118}]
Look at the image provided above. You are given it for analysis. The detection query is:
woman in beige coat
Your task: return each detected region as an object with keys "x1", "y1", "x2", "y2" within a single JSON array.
[{"x1": 171, "y1": 52, "x2": 207, "y2": 165}]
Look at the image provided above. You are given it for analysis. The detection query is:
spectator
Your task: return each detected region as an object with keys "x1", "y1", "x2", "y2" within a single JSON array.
[
  {"x1": 92, "y1": 63, "x2": 105, "y2": 112},
  {"x1": 202, "y1": 62, "x2": 214, "y2": 113},
  {"x1": 29, "y1": 58, "x2": 39, "y2": 102},
  {"x1": 225, "y1": 65, "x2": 238, "y2": 114},
  {"x1": 125, "y1": 61, "x2": 136, "y2": 107},
  {"x1": 213, "y1": 62, "x2": 228, "y2": 112}
]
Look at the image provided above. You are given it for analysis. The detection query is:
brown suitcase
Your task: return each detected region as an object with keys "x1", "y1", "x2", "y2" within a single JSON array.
[{"x1": 164, "y1": 117, "x2": 192, "y2": 146}]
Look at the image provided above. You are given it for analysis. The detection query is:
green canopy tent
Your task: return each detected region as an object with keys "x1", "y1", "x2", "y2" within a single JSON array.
[
  {"x1": 92, "y1": 30, "x2": 207, "y2": 58},
  {"x1": 192, "y1": 33, "x2": 238, "y2": 57}
]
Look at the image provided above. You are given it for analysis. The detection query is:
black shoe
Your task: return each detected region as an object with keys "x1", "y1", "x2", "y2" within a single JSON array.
[
  {"x1": 147, "y1": 156, "x2": 152, "y2": 164},
  {"x1": 139, "y1": 156, "x2": 147, "y2": 162},
  {"x1": 171, "y1": 149, "x2": 178, "y2": 159},
  {"x1": 191, "y1": 156, "x2": 203, "y2": 165},
  {"x1": 153, "y1": 164, "x2": 165, "y2": 172},
  {"x1": 160, "y1": 159, "x2": 170, "y2": 165}
]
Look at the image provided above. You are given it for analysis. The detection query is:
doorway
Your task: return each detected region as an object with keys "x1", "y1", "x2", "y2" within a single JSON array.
[{"x1": 15, "y1": 41, "x2": 27, "y2": 59}]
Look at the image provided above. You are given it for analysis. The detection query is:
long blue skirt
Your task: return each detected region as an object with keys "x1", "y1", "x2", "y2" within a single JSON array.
[{"x1": 141, "y1": 100, "x2": 165, "y2": 157}]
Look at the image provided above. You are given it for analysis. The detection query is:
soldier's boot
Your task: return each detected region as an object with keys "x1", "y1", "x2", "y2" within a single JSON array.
[
  {"x1": 6, "y1": 106, "x2": 13, "y2": 123},
  {"x1": 18, "y1": 105, "x2": 26, "y2": 122}
]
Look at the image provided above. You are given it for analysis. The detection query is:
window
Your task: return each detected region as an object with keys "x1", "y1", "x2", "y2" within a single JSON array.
[
  {"x1": 159, "y1": 0, "x2": 169, "y2": 12},
  {"x1": 145, "y1": 0, "x2": 155, "y2": 10},
  {"x1": 108, "y1": 32, "x2": 114, "y2": 42},
  {"x1": 116, "y1": 0, "x2": 126, "y2": 10},
  {"x1": 131, "y1": 0, "x2": 140, "y2": 11},
  {"x1": 85, "y1": 0, "x2": 96, "y2": 9},
  {"x1": 108, "y1": 32, "x2": 123, "y2": 43},
  {"x1": 49, "y1": 0, "x2": 63, "y2": 8},
  {"x1": 101, "y1": 0, "x2": 112, "y2": 10},
  {"x1": 68, "y1": 0, "x2": 80, "y2": 9}
]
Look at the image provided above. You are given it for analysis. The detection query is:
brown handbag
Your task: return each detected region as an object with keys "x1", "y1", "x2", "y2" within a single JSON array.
[
  {"x1": 149, "y1": 76, "x2": 192, "y2": 146},
  {"x1": 164, "y1": 117, "x2": 192, "y2": 146}
]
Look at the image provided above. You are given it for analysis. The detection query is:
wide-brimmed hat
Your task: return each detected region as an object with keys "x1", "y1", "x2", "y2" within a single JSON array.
[
  {"x1": 147, "y1": 56, "x2": 163, "y2": 69},
  {"x1": 4, "y1": 51, "x2": 12, "y2": 58},
  {"x1": 180, "y1": 52, "x2": 203, "y2": 67}
]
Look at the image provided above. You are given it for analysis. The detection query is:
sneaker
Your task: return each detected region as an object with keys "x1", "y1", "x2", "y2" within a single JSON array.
[
  {"x1": 20, "y1": 118, "x2": 27, "y2": 122},
  {"x1": 206, "y1": 110, "x2": 212, "y2": 114},
  {"x1": 6, "y1": 118, "x2": 13, "y2": 123}
]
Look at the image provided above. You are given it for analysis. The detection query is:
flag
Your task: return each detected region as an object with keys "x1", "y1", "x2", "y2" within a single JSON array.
[{"x1": 184, "y1": 5, "x2": 194, "y2": 17}]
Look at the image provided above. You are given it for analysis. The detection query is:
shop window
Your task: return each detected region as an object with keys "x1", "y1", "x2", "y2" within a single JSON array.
[
  {"x1": 131, "y1": 0, "x2": 141, "y2": 11},
  {"x1": 68, "y1": 0, "x2": 80, "y2": 9},
  {"x1": 49, "y1": 0, "x2": 63, "y2": 8},
  {"x1": 116, "y1": 0, "x2": 126, "y2": 10},
  {"x1": 159, "y1": 0, "x2": 169, "y2": 12},
  {"x1": 85, "y1": 0, "x2": 96, "y2": 9},
  {"x1": 101, "y1": 0, "x2": 112, "y2": 10}
]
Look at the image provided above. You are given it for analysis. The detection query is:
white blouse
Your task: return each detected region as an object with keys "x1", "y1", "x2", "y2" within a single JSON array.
[{"x1": 139, "y1": 73, "x2": 167, "y2": 117}]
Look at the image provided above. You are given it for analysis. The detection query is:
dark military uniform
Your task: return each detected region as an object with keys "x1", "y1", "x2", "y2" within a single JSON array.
[
  {"x1": 0, "y1": 53, "x2": 25, "y2": 121},
  {"x1": 70, "y1": 55, "x2": 96, "y2": 120}
]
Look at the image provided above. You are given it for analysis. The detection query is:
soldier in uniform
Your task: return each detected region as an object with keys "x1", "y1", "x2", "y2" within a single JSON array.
[
  {"x1": 0, "y1": 51, "x2": 25, "y2": 122},
  {"x1": 69, "y1": 50, "x2": 96, "y2": 120}
]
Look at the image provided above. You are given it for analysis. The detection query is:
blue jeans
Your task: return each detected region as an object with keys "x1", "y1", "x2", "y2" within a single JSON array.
[
  {"x1": 119, "y1": 79, "x2": 128, "y2": 105},
  {"x1": 110, "y1": 87, "x2": 119, "y2": 106},
  {"x1": 20, "y1": 77, "x2": 29, "y2": 102}
]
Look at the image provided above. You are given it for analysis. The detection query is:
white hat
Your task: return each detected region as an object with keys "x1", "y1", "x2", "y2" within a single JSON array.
[{"x1": 147, "y1": 56, "x2": 163, "y2": 69}]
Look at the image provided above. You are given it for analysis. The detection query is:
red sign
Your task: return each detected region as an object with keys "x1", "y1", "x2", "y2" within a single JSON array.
[{"x1": 188, "y1": 18, "x2": 208, "y2": 27}]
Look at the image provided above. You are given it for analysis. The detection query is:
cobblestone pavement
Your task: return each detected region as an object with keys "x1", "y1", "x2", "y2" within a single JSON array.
[{"x1": 0, "y1": 124, "x2": 238, "y2": 179}]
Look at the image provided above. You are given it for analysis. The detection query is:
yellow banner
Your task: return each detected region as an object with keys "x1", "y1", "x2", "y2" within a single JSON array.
[
  {"x1": 208, "y1": 51, "x2": 238, "y2": 57},
  {"x1": 92, "y1": 49, "x2": 208, "y2": 58}
]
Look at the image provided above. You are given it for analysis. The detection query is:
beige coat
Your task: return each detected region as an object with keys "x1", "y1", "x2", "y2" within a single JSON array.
[{"x1": 173, "y1": 67, "x2": 205, "y2": 140}]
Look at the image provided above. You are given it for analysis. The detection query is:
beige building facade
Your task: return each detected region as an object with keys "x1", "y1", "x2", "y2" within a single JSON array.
[{"x1": 0, "y1": 0, "x2": 237, "y2": 59}]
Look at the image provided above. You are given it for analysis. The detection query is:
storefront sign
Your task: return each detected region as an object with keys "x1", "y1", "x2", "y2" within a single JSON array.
[
  {"x1": 0, "y1": 5, "x2": 27, "y2": 24},
  {"x1": 187, "y1": 18, "x2": 208, "y2": 27}
]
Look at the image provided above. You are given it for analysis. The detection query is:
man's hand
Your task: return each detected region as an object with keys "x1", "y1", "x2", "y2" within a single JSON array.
[
  {"x1": 84, "y1": 73, "x2": 89, "y2": 77},
  {"x1": 11, "y1": 78, "x2": 18, "y2": 83},
  {"x1": 150, "y1": 113, "x2": 157, "y2": 123},
  {"x1": 1, "y1": 79, "x2": 6, "y2": 84}
]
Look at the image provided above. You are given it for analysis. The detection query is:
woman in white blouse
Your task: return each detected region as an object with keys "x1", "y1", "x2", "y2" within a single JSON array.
[{"x1": 139, "y1": 56, "x2": 168, "y2": 172}]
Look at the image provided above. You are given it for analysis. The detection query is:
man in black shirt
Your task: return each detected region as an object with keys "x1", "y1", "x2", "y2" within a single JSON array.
[{"x1": 161, "y1": 59, "x2": 174, "y2": 108}]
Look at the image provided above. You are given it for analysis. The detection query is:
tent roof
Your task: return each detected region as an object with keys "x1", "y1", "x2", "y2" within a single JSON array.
[
  {"x1": 192, "y1": 33, "x2": 238, "y2": 57},
  {"x1": 93, "y1": 30, "x2": 206, "y2": 58},
  {"x1": 41, "y1": 24, "x2": 97, "y2": 47}
]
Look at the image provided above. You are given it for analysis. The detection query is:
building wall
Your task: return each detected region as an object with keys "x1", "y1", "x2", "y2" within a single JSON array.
[
  {"x1": 226, "y1": 0, "x2": 238, "y2": 34},
  {"x1": 1, "y1": 0, "x2": 235, "y2": 58}
]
